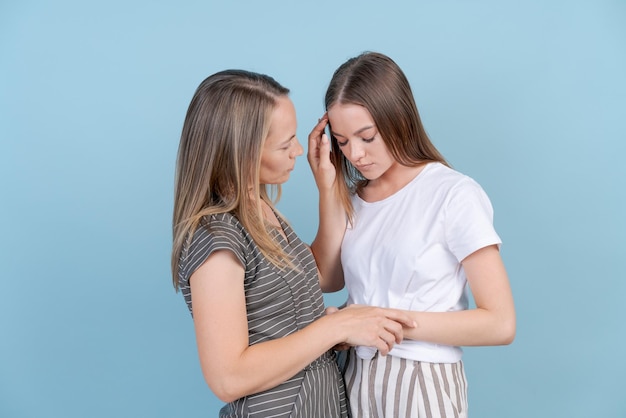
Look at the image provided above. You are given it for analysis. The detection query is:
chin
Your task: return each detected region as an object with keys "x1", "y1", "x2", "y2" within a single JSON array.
[
  {"x1": 360, "y1": 173, "x2": 381, "y2": 181},
  {"x1": 270, "y1": 176, "x2": 290, "y2": 185}
]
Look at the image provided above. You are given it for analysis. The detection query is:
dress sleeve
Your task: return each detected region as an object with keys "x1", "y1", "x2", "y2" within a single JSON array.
[
  {"x1": 444, "y1": 178, "x2": 502, "y2": 262},
  {"x1": 178, "y1": 213, "x2": 247, "y2": 288}
]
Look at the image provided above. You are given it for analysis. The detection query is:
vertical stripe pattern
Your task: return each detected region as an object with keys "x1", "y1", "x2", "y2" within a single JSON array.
[{"x1": 342, "y1": 348, "x2": 468, "y2": 417}]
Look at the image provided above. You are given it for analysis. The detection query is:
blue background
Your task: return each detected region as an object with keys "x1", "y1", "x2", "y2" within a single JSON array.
[{"x1": 1, "y1": 1, "x2": 625, "y2": 417}]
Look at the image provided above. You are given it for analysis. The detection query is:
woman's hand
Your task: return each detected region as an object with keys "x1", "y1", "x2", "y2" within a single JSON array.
[
  {"x1": 325, "y1": 304, "x2": 417, "y2": 355},
  {"x1": 307, "y1": 115, "x2": 336, "y2": 191}
]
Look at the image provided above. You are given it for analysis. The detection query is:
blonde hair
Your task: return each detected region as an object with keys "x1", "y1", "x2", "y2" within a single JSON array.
[
  {"x1": 171, "y1": 70, "x2": 291, "y2": 290},
  {"x1": 325, "y1": 52, "x2": 449, "y2": 220}
]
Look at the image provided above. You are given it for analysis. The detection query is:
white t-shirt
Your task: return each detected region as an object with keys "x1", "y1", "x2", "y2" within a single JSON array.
[{"x1": 341, "y1": 162, "x2": 501, "y2": 363}]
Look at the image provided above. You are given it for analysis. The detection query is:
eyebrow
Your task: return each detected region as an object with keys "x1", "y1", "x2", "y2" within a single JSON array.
[
  {"x1": 331, "y1": 125, "x2": 375, "y2": 138},
  {"x1": 278, "y1": 135, "x2": 296, "y2": 146}
]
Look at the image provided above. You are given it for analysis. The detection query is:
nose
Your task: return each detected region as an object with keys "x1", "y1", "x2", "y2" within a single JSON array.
[
  {"x1": 345, "y1": 141, "x2": 365, "y2": 162},
  {"x1": 291, "y1": 137, "x2": 304, "y2": 158}
]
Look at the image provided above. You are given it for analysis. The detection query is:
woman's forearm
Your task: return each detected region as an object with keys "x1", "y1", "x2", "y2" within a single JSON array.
[
  {"x1": 201, "y1": 305, "x2": 416, "y2": 402},
  {"x1": 310, "y1": 187, "x2": 346, "y2": 292},
  {"x1": 204, "y1": 315, "x2": 339, "y2": 402},
  {"x1": 402, "y1": 306, "x2": 516, "y2": 347}
]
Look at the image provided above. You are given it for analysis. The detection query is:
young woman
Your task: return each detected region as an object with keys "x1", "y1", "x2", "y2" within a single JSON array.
[
  {"x1": 308, "y1": 52, "x2": 516, "y2": 417},
  {"x1": 171, "y1": 69, "x2": 415, "y2": 417}
]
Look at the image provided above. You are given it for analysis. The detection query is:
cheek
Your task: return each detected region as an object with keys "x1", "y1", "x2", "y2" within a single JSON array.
[{"x1": 261, "y1": 155, "x2": 285, "y2": 175}]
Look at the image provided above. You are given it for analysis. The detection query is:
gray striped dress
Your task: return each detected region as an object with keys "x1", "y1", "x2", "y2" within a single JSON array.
[{"x1": 178, "y1": 212, "x2": 349, "y2": 418}]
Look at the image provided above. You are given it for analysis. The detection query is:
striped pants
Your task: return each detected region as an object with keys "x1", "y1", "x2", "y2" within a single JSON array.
[{"x1": 340, "y1": 348, "x2": 468, "y2": 418}]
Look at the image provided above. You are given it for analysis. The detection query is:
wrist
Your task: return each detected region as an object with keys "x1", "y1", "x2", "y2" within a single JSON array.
[{"x1": 317, "y1": 310, "x2": 346, "y2": 347}]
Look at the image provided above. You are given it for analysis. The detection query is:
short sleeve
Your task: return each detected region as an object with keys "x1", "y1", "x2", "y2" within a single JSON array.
[
  {"x1": 178, "y1": 213, "x2": 247, "y2": 288},
  {"x1": 444, "y1": 178, "x2": 502, "y2": 262}
]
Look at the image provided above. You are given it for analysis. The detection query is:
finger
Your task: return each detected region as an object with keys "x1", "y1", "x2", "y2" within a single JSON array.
[
  {"x1": 307, "y1": 119, "x2": 327, "y2": 164},
  {"x1": 384, "y1": 310, "x2": 417, "y2": 328},
  {"x1": 382, "y1": 319, "x2": 404, "y2": 344},
  {"x1": 325, "y1": 306, "x2": 339, "y2": 315},
  {"x1": 377, "y1": 331, "x2": 395, "y2": 355},
  {"x1": 378, "y1": 344, "x2": 389, "y2": 356},
  {"x1": 333, "y1": 343, "x2": 350, "y2": 351},
  {"x1": 308, "y1": 115, "x2": 328, "y2": 142},
  {"x1": 318, "y1": 133, "x2": 333, "y2": 169},
  {"x1": 307, "y1": 133, "x2": 318, "y2": 163}
]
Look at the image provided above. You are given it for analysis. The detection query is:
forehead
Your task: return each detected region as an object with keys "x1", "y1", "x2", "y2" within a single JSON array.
[
  {"x1": 328, "y1": 103, "x2": 373, "y2": 124},
  {"x1": 265, "y1": 96, "x2": 296, "y2": 142},
  {"x1": 327, "y1": 103, "x2": 375, "y2": 133}
]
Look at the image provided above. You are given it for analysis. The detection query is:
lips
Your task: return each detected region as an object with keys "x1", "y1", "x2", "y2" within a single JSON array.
[{"x1": 355, "y1": 163, "x2": 373, "y2": 171}]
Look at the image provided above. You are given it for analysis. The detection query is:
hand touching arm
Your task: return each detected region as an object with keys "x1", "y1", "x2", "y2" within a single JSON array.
[{"x1": 191, "y1": 249, "x2": 415, "y2": 403}]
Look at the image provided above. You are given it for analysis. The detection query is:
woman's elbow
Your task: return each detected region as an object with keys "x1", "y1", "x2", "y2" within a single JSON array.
[
  {"x1": 496, "y1": 315, "x2": 516, "y2": 345},
  {"x1": 201, "y1": 364, "x2": 246, "y2": 403},
  {"x1": 213, "y1": 391, "x2": 239, "y2": 404},
  {"x1": 205, "y1": 374, "x2": 242, "y2": 404},
  {"x1": 321, "y1": 281, "x2": 344, "y2": 293},
  {"x1": 319, "y1": 273, "x2": 345, "y2": 293}
]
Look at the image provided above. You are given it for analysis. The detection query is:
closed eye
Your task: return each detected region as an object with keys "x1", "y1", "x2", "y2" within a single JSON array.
[
  {"x1": 336, "y1": 138, "x2": 348, "y2": 147},
  {"x1": 336, "y1": 136, "x2": 375, "y2": 147},
  {"x1": 280, "y1": 137, "x2": 295, "y2": 150}
]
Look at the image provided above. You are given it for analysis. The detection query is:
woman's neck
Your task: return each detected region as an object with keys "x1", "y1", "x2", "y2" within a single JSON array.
[{"x1": 360, "y1": 162, "x2": 428, "y2": 202}]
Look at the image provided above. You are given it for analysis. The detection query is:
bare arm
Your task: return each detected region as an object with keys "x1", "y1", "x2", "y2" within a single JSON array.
[
  {"x1": 190, "y1": 249, "x2": 416, "y2": 403},
  {"x1": 307, "y1": 115, "x2": 346, "y2": 291},
  {"x1": 402, "y1": 245, "x2": 516, "y2": 346}
]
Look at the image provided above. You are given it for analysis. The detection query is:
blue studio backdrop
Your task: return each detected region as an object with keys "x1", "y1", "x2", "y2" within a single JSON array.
[{"x1": 1, "y1": 1, "x2": 625, "y2": 417}]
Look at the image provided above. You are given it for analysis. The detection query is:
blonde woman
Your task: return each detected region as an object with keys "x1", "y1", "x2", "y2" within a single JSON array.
[
  {"x1": 172, "y1": 69, "x2": 415, "y2": 417},
  {"x1": 308, "y1": 52, "x2": 516, "y2": 417}
]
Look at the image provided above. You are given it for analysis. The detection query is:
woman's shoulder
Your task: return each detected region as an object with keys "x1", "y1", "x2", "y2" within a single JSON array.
[
  {"x1": 424, "y1": 162, "x2": 465, "y2": 180},
  {"x1": 423, "y1": 162, "x2": 481, "y2": 190},
  {"x1": 414, "y1": 163, "x2": 492, "y2": 209},
  {"x1": 191, "y1": 212, "x2": 251, "y2": 247},
  {"x1": 179, "y1": 212, "x2": 250, "y2": 281},
  {"x1": 205, "y1": 211, "x2": 239, "y2": 226}
]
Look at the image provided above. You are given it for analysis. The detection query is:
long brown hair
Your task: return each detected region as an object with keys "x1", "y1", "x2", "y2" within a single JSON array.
[
  {"x1": 171, "y1": 70, "x2": 291, "y2": 290},
  {"x1": 324, "y1": 52, "x2": 449, "y2": 219}
]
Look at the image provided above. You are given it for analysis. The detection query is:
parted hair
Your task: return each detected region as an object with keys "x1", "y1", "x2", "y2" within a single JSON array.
[
  {"x1": 171, "y1": 70, "x2": 291, "y2": 290},
  {"x1": 324, "y1": 52, "x2": 449, "y2": 219}
]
